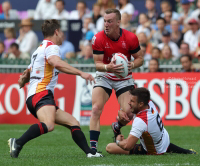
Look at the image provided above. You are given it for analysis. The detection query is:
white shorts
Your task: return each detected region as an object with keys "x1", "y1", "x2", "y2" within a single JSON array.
[{"x1": 93, "y1": 75, "x2": 135, "y2": 97}]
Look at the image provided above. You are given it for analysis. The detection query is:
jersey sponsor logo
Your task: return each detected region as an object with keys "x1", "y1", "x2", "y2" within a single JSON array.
[
  {"x1": 92, "y1": 36, "x2": 96, "y2": 45},
  {"x1": 105, "y1": 42, "x2": 110, "y2": 48},
  {"x1": 121, "y1": 41, "x2": 126, "y2": 49}
]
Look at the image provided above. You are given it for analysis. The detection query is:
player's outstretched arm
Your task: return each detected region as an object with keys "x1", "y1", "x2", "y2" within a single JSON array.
[
  {"x1": 18, "y1": 68, "x2": 30, "y2": 89},
  {"x1": 116, "y1": 134, "x2": 138, "y2": 151},
  {"x1": 48, "y1": 55, "x2": 95, "y2": 84},
  {"x1": 131, "y1": 49, "x2": 144, "y2": 69}
]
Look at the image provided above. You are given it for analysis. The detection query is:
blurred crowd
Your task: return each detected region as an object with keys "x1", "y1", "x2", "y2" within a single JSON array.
[{"x1": 0, "y1": 0, "x2": 200, "y2": 72}]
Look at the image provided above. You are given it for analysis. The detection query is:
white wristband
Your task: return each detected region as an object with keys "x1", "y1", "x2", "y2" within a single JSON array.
[
  {"x1": 132, "y1": 62, "x2": 134, "y2": 69},
  {"x1": 116, "y1": 140, "x2": 120, "y2": 146},
  {"x1": 104, "y1": 65, "x2": 107, "y2": 71}
]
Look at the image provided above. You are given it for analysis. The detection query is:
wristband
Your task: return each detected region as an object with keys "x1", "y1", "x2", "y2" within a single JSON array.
[
  {"x1": 131, "y1": 62, "x2": 134, "y2": 69},
  {"x1": 104, "y1": 65, "x2": 107, "y2": 71},
  {"x1": 116, "y1": 140, "x2": 120, "y2": 146}
]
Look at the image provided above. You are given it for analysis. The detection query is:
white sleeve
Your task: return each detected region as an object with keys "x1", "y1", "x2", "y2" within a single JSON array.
[
  {"x1": 125, "y1": 3, "x2": 134, "y2": 15},
  {"x1": 130, "y1": 117, "x2": 147, "y2": 138},
  {"x1": 34, "y1": 0, "x2": 42, "y2": 20},
  {"x1": 45, "y1": 45, "x2": 61, "y2": 59}
]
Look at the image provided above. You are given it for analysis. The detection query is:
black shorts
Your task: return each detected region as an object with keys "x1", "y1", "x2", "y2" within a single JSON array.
[
  {"x1": 26, "y1": 90, "x2": 59, "y2": 118},
  {"x1": 130, "y1": 144, "x2": 147, "y2": 155}
]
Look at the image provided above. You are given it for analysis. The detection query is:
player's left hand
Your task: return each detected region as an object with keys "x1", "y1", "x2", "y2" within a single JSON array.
[{"x1": 116, "y1": 134, "x2": 124, "y2": 141}]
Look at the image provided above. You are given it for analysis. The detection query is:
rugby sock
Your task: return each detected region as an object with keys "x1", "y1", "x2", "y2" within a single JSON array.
[
  {"x1": 167, "y1": 143, "x2": 192, "y2": 154},
  {"x1": 16, "y1": 122, "x2": 48, "y2": 147},
  {"x1": 71, "y1": 126, "x2": 95, "y2": 155},
  {"x1": 90, "y1": 130, "x2": 100, "y2": 151}
]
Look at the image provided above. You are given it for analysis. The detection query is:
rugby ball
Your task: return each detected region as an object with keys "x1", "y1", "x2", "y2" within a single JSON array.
[{"x1": 111, "y1": 53, "x2": 129, "y2": 78}]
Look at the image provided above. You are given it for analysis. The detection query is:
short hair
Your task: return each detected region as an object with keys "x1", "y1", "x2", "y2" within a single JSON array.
[
  {"x1": 56, "y1": 0, "x2": 65, "y2": 6},
  {"x1": 180, "y1": 41, "x2": 189, "y2": 48},
  {"x1": 77, "y1": 0, "x2": 87, "y2": 7},
  {"x1": 150, "y1": 58, "x2": 159, "y2": 66},
  {"x1": 129, "y1": 88, "x2": 150, "y2": 106},
  {"x1": 180, "y1": 54, "x2": 192, "y2": 62},
  {"x1": 10, "y1": 43, "x2": 19, "y2": 49},
  {"x1": 156, "y1": 16, "x2": 166, "y2": 24},
  {"x1": 105, "y1": 8, "x2": 121, "y2": 20},
  {"x1": 4, "y1": 28, "x2": 16, "y2": 38},
  {"x1": 152, "y1": 47, "x2": 161, "y2": 53},
  {"x1": 161, "y1": 0, "x2": 171, "y2": 7},
  {"x1": 146, "y1": 0, "x2": 155, "y2": 2},
  {"x1": 41, "y1": 19, "x2": 60, "y2": 38},
  {"x1": 139, "y1": 13, "x2": 149, "y2": 20}
]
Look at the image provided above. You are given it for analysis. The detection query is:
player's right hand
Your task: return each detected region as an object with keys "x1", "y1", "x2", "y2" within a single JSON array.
[
  {"x1": 107, "y1": 59, "x2": 124, "y2": 75},
  {"x1": 116, "y1": 134, "x2": 124, "y2": 141},
  {"x1": 80, "y1": 72, "x2": 95, "y2": 85}
]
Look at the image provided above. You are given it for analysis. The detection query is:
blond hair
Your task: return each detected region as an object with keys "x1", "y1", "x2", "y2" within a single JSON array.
[{"x1": 105, "y1": 8, "x2": 121, "y2": 20}]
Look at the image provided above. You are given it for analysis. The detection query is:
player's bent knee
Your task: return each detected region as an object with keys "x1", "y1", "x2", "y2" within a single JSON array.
[
  {"x1": 106, "y1": 144, "x2": 113, "y2": 154},
  {"x1": 71, "y1": 119, "x2": 80, "y2": 127},
  {"x1": 46, "y1": 123, "x2": 55, "y2": 132}
]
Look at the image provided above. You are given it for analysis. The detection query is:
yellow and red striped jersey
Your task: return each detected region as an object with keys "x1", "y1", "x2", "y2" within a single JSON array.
[{"x1": 27, "y1": 40, "x2": 60, "y2": 98}]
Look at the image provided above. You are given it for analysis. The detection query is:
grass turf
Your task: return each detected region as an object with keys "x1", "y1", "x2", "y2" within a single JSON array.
[{"x1": 0, "y1": 125, "x2": 199, "y2": 166}]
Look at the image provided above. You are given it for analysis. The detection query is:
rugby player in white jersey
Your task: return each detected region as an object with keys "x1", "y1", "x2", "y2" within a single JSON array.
[
  {"x1": 106, "y1": 88, "x2": 196, "y2": 155},
  {"x1": 8, "y1": 19, "x2": 103, "y2": 158}
]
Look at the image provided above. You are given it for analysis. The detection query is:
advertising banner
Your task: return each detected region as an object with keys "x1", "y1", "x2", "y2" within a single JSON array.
[{"x1": 0, "y1": 73, "x2": 199, "y2": 126}]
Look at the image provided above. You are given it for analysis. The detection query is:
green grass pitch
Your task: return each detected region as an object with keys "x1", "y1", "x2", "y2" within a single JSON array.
[{"x1": 0, "y1": 125, "x2": 200, "y2": 166}]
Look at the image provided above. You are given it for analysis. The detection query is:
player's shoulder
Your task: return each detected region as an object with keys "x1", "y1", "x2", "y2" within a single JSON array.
[
  {"x1": 136, "y1": 110, "x2": 148, "y2": 125},
  {"x1": 92, "y1": 31, "x2": 105, "y2": 45},
  {"x1": 93, "y1": 30, "x2": 105, "y2": 39}
]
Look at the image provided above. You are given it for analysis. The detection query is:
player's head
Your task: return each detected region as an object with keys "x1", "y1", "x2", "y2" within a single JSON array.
[
  {"x1": 41, "y1": 19, "x2": 62, "y2": 45},
  {"x1": 128, "y1": 88, "x2": 150, "y2": 114},
  {"x1": 104, "y1": 9, "x2": 121, "y2": 36}
]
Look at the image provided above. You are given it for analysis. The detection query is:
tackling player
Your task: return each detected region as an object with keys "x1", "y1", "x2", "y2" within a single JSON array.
[
  {"x1": 106, "y1": 88, "x2": 196, "y2": 155},
  {"x1": 90, "y1": 8, "x2": 144, "y2": 152},
  {"x1": 8, "y1": 19, "x2": 102, "y2": 158}
]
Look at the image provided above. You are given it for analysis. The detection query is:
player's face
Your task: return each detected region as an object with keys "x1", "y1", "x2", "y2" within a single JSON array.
[
  {"x1": 128, "y1": 95, "x2": 140, "y2": 114},
  {"x1": 104, "y1": 13, "x2": 120, "y2": 36}
]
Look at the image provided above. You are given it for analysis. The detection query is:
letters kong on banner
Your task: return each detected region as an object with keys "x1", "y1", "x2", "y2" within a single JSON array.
[{"x1": 0, "y1": 73, "x2": 199, "y2": 126}]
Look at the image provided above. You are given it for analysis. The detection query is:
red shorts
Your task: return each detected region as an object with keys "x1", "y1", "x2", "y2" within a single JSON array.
[{"x1": 26, "y1": 90, "x2": 59, "y2": 118}]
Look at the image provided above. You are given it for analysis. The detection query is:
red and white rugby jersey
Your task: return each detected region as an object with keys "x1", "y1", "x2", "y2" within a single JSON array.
[
  {"x1": 92, "y1": 28, "x2": 140, "y2": 81},
  {"x1": 27, "y1": 40, "x2": 60, "y2": 98},
  {"x1": 130, "y1": 101, "x2": 170, "y2": 155}
]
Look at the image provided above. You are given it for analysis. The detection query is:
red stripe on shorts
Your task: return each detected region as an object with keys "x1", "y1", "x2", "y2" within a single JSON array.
[{"x1": 32, "y1": 90, "x2": 48, "y2": 107}]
